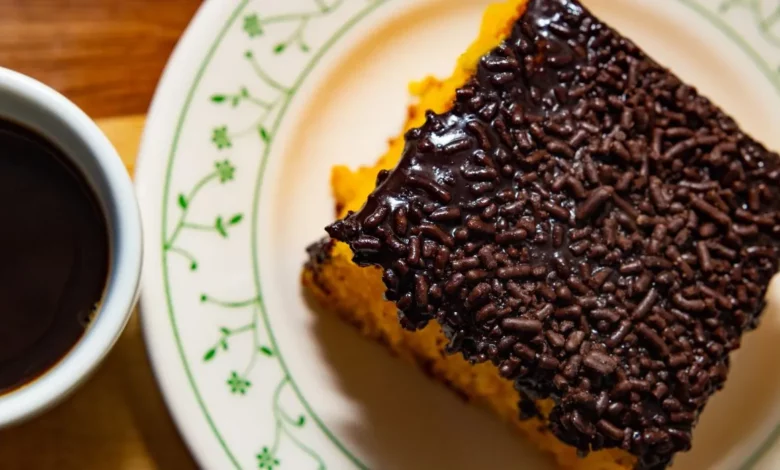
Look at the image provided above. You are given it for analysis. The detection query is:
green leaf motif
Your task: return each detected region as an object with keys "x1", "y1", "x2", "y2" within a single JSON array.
[
  {"x1": 227, "y1": 371, "x2": 252, "y2": 395},
  {"x1": 187, "y1": 1, "x2": 359, "y2": 467},
  {"x1": 243, "y1": 13, "x2": 264, "y2": 38},
  {"x1": 211, "y1": 126, "x2": 232, "y2": 149},
  {"x1": 190, "y1": 261, "x2": 198, "y2": 271},
  {"x1": 203, "y1": 348, "x2": 217, "y2": 362},
  {"x1": 215, "y1": 216, "x2": 228, "y2": 238},
  {"x1": 259, "y1": 127, "x2": 270, "y2": 143},
  {"x1": 257, "y1": 447, "x2": 280, "y2": 469}
]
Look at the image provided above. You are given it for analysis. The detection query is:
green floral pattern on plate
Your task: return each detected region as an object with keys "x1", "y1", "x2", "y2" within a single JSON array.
[
  {"x1": 165, "y1": 159, "x2": 242, "y2": 271},
  {"x1": 163, "y1": 0, "x2": 386, "y2": 468},
  {"x1": 720, "y1": 0, "x2": 780, "y2": 48},
  {"x1": 158, "y1": 0, "x2": 780, "y2": 468}
]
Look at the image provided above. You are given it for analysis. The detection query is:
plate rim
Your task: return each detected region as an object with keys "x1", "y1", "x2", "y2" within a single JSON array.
[
  {"x1": 135, "y1": 0, "x2": 246, "y2": 467},
  {"x1": 135, "y1": 0, "x2": 780, "y2": 468},
  {"x1": 136, "y1": 0, "x2": 388, "y2": 468}
]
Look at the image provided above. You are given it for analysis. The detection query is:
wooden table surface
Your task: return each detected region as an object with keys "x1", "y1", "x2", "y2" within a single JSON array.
[
  {"x1": 2, "y1": 2, "x2": 780, "y2": 469},
  {"x1": 0, "y1": 1, "x2": 200, "y2": 468},
  {"x1": 0, "y1": 0, "x2": 201, "y2": 119}
]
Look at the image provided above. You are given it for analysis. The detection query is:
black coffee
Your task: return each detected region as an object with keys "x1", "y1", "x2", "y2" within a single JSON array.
[{"x1": 0, "y1": 118, "x2": 109, "y2": 392}]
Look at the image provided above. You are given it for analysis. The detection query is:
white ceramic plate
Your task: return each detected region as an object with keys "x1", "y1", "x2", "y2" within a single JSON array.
[{"x1": 136, "y1": 0, "x2": 780, "y2": 468}]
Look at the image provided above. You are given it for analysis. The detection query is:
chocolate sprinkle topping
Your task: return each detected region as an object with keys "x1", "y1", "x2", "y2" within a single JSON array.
[{"x1": 326, "y1": 0, "x2": 780, "y2": 468}]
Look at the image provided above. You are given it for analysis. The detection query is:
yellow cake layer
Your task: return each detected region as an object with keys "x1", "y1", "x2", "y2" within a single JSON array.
[{"x1": 304, "y1": 1, "x2": 636, "y2": 468}]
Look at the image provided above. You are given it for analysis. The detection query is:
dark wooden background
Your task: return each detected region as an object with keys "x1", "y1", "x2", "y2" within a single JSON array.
[{"x1": 0, "y1": 0, "x2": 202, "y2": 118}]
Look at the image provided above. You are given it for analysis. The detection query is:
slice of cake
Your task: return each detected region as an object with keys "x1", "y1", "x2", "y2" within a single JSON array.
[{"x1": 303, "y1": 0, "x2": 780, "y2": 468}]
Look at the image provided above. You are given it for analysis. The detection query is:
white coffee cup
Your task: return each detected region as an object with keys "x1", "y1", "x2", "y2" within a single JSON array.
[{"x1": 0, "y1": 67, "x2": 142, "y2": 427}]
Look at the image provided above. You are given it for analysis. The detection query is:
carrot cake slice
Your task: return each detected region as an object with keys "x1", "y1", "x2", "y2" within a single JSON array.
[{"x1": 303, "y1": 0, "x2": 780, "y2": 468}]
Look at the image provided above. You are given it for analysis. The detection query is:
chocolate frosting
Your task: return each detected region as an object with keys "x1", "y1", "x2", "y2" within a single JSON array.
[{"x1": 327, "y1": 0, "x2": 780, "y2": 467}]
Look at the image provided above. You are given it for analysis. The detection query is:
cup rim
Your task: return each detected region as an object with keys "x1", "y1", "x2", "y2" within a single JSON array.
[{"x1": 0, "y1": 67, "x2": 143, "y2": 427}]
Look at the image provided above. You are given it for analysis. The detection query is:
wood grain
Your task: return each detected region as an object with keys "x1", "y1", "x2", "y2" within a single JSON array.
[{"x1": 0, "y1": 0, "x2": 201, "y2": 118}]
